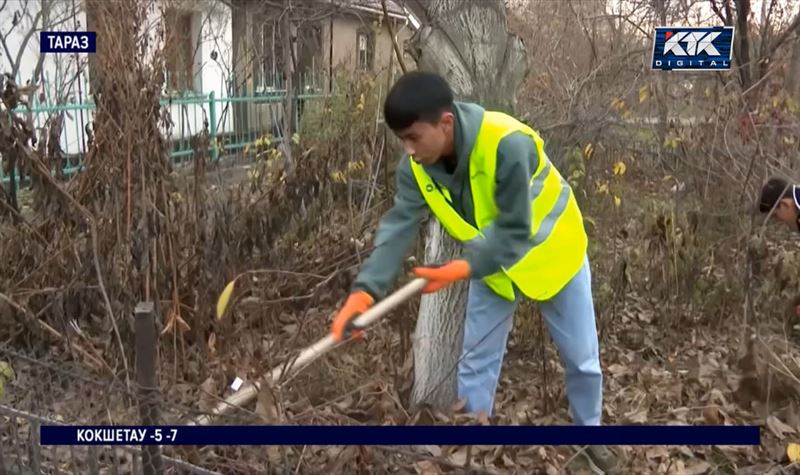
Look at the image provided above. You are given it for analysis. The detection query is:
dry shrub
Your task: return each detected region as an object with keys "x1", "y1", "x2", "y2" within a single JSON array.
[
  {"x1": 1, "y1": 0, "x2": 176, "y2": 375},
  {"x1": 0, "y1": 0, "x2": 397, "y2": 390},
  {"x1": 202, "y1": 69, "x2": 402, "y2": 385},
  {"x1": 507, "y1": 4, "x2": 800, "y2": 430},
  {"x1": 0, "y1": 4, "x2": 416, "y2": 468}
]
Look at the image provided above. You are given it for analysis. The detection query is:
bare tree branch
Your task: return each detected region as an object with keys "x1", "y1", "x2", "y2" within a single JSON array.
[
  {"x1": 382, "y1": 0, "x2": 407, "y2": 73},
  {"x1": 567, "y1": 0, "x2": 598, "y2": 67},
  {"x1": 708, "y1": 0, "x2": 730, "y2": 25},
  {"x1": 11, "y1": 8, "x2": 43, "y2": 78},
  {"x1": 766, "y1": 7, "x2": 800, "y2": 58}
]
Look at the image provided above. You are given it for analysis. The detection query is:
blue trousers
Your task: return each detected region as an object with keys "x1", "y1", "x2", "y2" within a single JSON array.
[{"x1": 457, "y1": 257, "x2": 603, "y2": 425}]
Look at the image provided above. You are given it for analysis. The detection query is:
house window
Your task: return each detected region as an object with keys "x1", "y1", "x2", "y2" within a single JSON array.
[
  {"x1": 164, "y1": 9, "x2": 195, "y2": 92},
  {"x1": 257, "y1": 21, "x2": 282, "y2": 92},
  {"x1": 356, "y1": 30, "x2": 374, "y2": 71}
]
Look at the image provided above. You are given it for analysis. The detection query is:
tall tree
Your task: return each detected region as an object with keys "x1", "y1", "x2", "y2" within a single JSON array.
[
  {"x1": 788, "y1": 26, "x2": 800, "y2": 99},
  {"x1": 710, "y1": 0, "x2": 800, "y2": 106},
  {"x1": 399, "y1": 0, "x2": 528, "y2": 411},
  {"x1": 0, "y1": 0, "x2": 80, "y2": 212}
]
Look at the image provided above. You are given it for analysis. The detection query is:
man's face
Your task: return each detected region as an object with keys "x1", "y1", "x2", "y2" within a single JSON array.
[
  {"x1": 773, "y1": 198, "x2": 799, "y2": 225},
  {"x1": 395, "y1": 112, "x2": 454, "y2": 166}
]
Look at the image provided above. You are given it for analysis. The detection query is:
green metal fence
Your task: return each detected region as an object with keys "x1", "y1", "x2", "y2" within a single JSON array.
[{"x1": 2, "y1": 71, "x2": 328, "y2": 185}]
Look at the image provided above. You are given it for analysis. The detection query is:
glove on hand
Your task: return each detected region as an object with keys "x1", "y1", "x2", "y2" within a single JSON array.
[
  {"x1": 331, "y1": 290, "x2": 374, "y2": 342},
  {"x1": 413, "y1": 259, "x2": 471, "y2": 293}
]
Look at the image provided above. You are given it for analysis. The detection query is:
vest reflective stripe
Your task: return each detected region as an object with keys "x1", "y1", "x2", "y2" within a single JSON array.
[{"x1": 409, "y1": 110, "x2": 588, "y2": 301}]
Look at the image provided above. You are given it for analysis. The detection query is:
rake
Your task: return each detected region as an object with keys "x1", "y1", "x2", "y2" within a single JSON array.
[{"x1": 189, "y1": 277, "x2": 427, "y2": 426}]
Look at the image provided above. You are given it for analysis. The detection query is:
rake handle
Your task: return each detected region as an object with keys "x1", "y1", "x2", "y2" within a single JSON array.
[{"x1": 190, "y1": 277, "x2": 427, "y2": 426}]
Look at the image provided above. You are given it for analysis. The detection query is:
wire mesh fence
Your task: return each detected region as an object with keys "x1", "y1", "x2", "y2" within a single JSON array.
[
  {"x1": 0, "y1": 403, "x2": 221, "y2": 475},
  {"x1": 0, "y1": 302, "x2": 281, "y2": 474}
]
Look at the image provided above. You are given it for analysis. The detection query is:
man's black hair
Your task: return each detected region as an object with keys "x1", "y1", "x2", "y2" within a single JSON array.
[
  {"x1": 383, "y1": 71, "x2": 454, "y2": 131},
  {"x1": 759, "y1": 176, "x2": 794, "y2": 213}
]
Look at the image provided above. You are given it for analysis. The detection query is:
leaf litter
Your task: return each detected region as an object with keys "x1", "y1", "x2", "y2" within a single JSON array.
[{"x1": 3, "y1": 71, "x2": 800, "y2": 473}]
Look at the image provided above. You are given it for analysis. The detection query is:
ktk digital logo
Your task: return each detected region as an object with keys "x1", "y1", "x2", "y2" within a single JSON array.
[{"x1": 651, "y1": 26, "x2": 734, "y2": 71}]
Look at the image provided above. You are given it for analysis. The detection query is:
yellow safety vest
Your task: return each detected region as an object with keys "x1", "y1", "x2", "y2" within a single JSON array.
[{"x1": 409, "y1": 111, "x2": 588, "y2": 301}]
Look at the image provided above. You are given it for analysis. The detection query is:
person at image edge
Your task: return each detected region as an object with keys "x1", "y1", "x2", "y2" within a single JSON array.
[{"x1": 759, "y1": 176, "x2": 800, "y2": 318}]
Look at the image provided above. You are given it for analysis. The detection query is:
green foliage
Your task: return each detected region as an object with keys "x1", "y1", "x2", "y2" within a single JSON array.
[
  {"x1": 0, "y1": 361, "x2": 14, "y2": 400},
  {"x1": 564, "y1": 145, "x2": 586, "y2": 190},
  {"x1": 298, "y1": 71, "x2": 388, "y2": 187}
]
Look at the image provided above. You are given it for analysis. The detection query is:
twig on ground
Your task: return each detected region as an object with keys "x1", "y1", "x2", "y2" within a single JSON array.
[
  {"x1": 22, "y1": 145, "x2": 131, "y2": 389},
  {"x1": 372, "y1": 446, "x2": 498, "y2": 475},
  {"x1": 0, "y1": 291, "x2": 110, "y2": 372}
]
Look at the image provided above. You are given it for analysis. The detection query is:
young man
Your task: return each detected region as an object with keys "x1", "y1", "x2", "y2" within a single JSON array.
[
  {"x1": 759, "y1": 176, "x2": 800, "y2": 231},
  {"x1": 330, "y1": 71, "x2": 616, "y2": 473},
  {"x1": 758, "y1": 176, "x2": 800, "y2": 318}
]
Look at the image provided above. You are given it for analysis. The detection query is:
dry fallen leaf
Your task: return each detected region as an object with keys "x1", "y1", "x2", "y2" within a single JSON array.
[
  {"x1": 736, "y1": 463, "x2": 784, "y2": 475},
  {"x1": 537, "y1": 447, "x2": 548, "y2": 459},
  {"x1": 0, "y1": 361, "x2": 15, "y2": 401},
  {"x1": 767, "y1": 415, "x2": 796, "y2": 440},
  {"x1": 266, "y1": 445, "x2": 282, "y2": 464},
  {"x1": 672, "y1": 407, "x2": 690, "y2": 422},
  {"x1": 678, "y1": 460, "x2": 711, "y2": 475},
  {"x1": 216, "y1": 278, "x2": 238, "y2": 320},
  {"x1": 625, "y1": 407, "x2": 648, "y2": 423},
  {"x1": 198, "y1": 376, "x2": 217, "y2": 412},
  {"x1": 645, "y1": 446, "x2": 669, "y2": 460},
  {"x1": 420, "y1": 445, "x2": 442, "y2": 457},
  {"x1": 703, "y1": 405, "x2": 721, "y2": 424},
  {"x1": 331, "y1": 395, "x2": 353, "y2": 412},
  {"x1": 161, "y1": 304, "x2": 190, "y2": 335},
  {"x1": 326, "y1": 446, "x2": 344, "y2": 458},
  {"x1": 677, "y1": 446, "x2": 695, "y2": 458},
  {"x1": 787, "y1": 442, "x2": 800, "y2": 463},
  {"x1": 206, "y1": 332, "x2": 217, "y2": 356},
  {"x1": 415, "y1": 460, "x2": 441, "y2": 475},
  {"x1": 448, "y1": 447, "x2": 469, "y2": 466},
  {"x1": 607, "y1": 363, "x2": 630, "y2": 377},
  {"x1": 255, "y1": 383, "x2": 279, "y2": 423},
  {"x1": 518, "y1": 456, "x2": 535, "y2": 467}
]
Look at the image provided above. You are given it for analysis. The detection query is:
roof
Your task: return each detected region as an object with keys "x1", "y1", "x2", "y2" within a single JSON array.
[{"x1": 337, "y1": 0, "x2": 420, "y2": 27}]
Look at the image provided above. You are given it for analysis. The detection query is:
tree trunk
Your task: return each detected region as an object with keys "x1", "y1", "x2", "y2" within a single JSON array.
[
  {"x1": 788, "y1": 34, "x2": 800, "y2": 100},
  {"x1": 280, "y1": 9, "x2": 295, "y2": 173},
  {"x1": 409, "y1": 220, "x2": 467, "y2": 409},
  {"x1": 404, "y1": 0, "x2": 528, "y2": 412},
  {"x1": 734, "y1": 0, "x2": 754, "y2": 100},
  {"x1": 653, "y1": 0, "x2": 669, "y2": 153}
]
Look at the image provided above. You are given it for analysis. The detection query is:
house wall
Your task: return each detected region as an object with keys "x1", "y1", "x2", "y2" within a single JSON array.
[
  {"x1": 158, "y1": 0, "x2": 236, "y2": 142},
  {"x1": 228, "y1": 5, "x2": 416, "y2": 143},
  {"x1": 324, "y1": 13, "x2": 414, "y2": 74},
  {"x1": 2, "y1": 0, "x2": 234, "y2": 157}
]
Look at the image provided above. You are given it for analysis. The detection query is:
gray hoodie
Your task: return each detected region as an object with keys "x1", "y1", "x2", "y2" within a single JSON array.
[{"x1": 351, "y1": 101, "x2": 541, "y2": 300}]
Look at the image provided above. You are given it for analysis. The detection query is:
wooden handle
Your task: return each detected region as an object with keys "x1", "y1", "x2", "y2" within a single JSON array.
[{"x1": 189, "y1": 278, "x2": 427, "y2": 426}]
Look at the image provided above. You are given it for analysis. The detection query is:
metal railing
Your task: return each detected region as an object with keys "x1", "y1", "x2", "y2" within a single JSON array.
[{"x1": 2, "y1": 71, "x2": 329, "y2": 184}]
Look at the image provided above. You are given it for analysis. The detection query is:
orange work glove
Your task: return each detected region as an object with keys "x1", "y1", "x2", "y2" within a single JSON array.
[
  {"x1": 413, "y1": 259, "x2": 471, "y2": 294},
  {"x1": 331, "y1": 290, "x2": 374, "y2": 342}
]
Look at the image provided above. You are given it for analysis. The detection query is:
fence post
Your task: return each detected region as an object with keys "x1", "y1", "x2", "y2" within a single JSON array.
[
  {"x1": 135, "y1": 301, "x2": 164, "y2": 475},
  {"x1": 208, "y1": 91, "x2": 218, "y2": 162}
]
